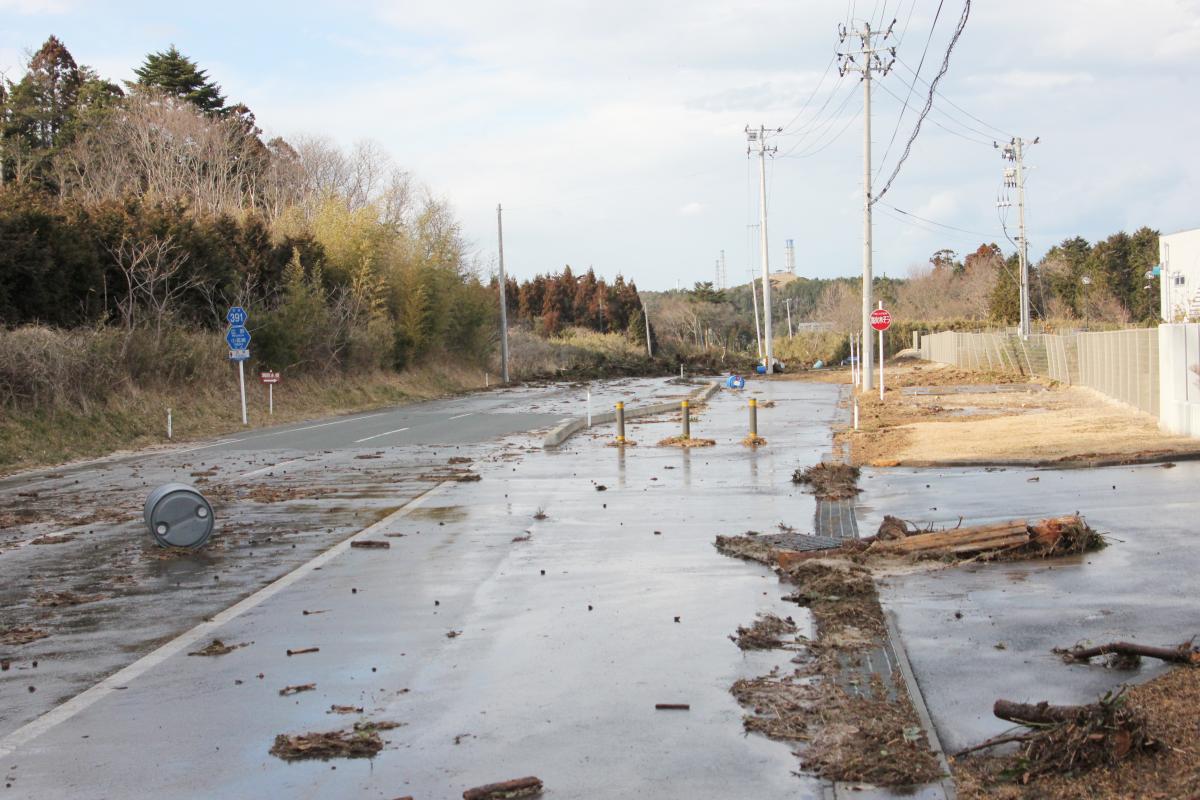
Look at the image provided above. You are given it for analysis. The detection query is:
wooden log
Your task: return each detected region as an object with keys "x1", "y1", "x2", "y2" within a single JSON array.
[
  {"x1": 994, "y1": 699, "x2": 1096, "y2": 725},
  {"x1": 463, "y1": 776, "x2": 543, "y2": 799},
  {"x1": 1059, "y1": 641, "x2": 1200, "y2": 665},
  {"x1": 871, "y1": 523, "x2": 1029, "y2": 553},
  {"x1": 945, "y1": 533, "x2": 1031, "y2": 555}
]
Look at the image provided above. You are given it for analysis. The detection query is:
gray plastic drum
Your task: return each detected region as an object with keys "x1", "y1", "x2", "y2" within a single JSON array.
[{"x1": 144, "y1": 483, "x2": 215, "y2": 549}]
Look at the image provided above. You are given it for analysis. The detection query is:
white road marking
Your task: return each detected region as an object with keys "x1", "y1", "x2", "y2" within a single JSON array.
[
  {"x1": 175, "y1": 438, "x2": 245, "y2": 453},
  {"x1": 237, "y1": 457, "x2": 306, "y2": 480},
  {"x1": 353, "y1": 427, "x2": 409, "y2": 443},
  {"x1": 447, "y1": 412, "x2": 473, "y2": 420},
  {"x1": 248, "y1": 412, "x2": 388, "y2": 440},
  {"x1": 0, "y1": 482, "x2": 452, "y2": 759}
]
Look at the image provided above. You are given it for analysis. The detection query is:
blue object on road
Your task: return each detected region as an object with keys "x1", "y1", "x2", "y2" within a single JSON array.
[
  {"x1": 755, "y1": 364, "x2": 767, "y2": 374},
  {"x1": 725, "y1": 375, "x2": 746, "y2": 389},
  {"x1": 813, "y1": 360, "x2": 824, "y2": 369}
]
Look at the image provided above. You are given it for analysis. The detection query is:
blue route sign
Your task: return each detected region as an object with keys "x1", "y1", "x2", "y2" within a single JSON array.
[
  {"x1": 226, "y1": 306, "x2": 248, "y2": 326},
  {"x1": 226, "y1": 325, "x2": 251, "y2": 350}
]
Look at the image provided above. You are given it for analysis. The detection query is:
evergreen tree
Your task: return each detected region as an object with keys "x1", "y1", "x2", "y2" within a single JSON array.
[{"x1": 130, "y1": 45, "x2": 226, "y2": 113}]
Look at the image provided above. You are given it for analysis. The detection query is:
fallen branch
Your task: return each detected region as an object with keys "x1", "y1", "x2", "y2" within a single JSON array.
[
  {"x1": 994, "y1": 699, "x2": 1098, "y2": 726},
  {"x1": 462, "y1": 776, "x2": 543, "y2": 799},
  {"x1": 1055, "y1": 640, "x2": 1200, "y2": 666}
]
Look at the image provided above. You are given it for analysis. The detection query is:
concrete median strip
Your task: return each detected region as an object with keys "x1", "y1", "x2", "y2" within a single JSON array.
[{"x1": 542, "y1": 381, "x2": 721, "y2": 448}]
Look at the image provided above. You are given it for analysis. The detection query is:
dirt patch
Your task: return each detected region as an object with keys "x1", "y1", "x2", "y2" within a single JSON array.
[
  {"x1": 714, "y1": 534, "x2": 776, "y2": 564},
  {"x1": 657, "y1": 436, "x2": 716, "y2": 448},
  {"x1": 834, "y1": 361, "x2": 1200, "y2": 467},
  {"x1": 244, "y1": 485, "x2": 336, "y2": 503},
  {"x1": 0, "y1": 626, "x2": 49, "y2": 645},
  {"x1": 954, "y1": 670, "x2": 1200, "y2": 798},
  {"x1": 29, "y1": 533, "x2": 78, "y2": 545},
  {"x1": 792, "y1": 462, "x2": 861, "y2": 500},
  {"x1": 269, "y1": 727, "x2": 384, "y2": 761},
  {"x1": 188, "y1": 639, "x2": 248, "y2": 657},
  {"x1": 730, "y1": 613, "x2": 798, "y2": 650}
]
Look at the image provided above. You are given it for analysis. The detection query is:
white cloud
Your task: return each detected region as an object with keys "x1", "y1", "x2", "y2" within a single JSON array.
[{"x1": 678, "y1": 202, "x2": 705, "y2": 216}]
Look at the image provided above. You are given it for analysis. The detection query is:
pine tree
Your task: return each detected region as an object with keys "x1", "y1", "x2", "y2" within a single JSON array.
[{"x1": 130, "y1": 45, "x2": 225, "y2": 113}]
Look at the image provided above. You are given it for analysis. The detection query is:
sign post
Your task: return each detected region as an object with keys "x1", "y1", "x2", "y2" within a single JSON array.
[
  {"x1": 225, "y1": 307, "x2": 251, "y2": 425},
  {"x1": 260, "y1": 371, "x2": 280, "y2": 415},
  {"x1": 870, "y1": 304, "x2": 892, "y2": 401}
]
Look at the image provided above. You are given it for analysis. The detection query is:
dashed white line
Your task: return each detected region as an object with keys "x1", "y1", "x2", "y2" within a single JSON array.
[
  {"x1": 0, "y1": 482, "x2": 451, "y2": 759},
  {"x1": 175, "y1": 438, "x2": 245, "y2": 453},
  {"x1": 353, "y1": 427, "x2": 410, "y2": 444},
  {"x1": 447, "y1": 412, "x2": 474, "y2": 420},
  {"x1": 237, "y1": 457, "x2": 305, "y2": 480},
  {"x1": 248, "y1": 412, "x2": 389, "y2": 439}
]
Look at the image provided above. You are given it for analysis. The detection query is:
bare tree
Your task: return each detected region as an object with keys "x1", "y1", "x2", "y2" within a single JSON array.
[{"x1": 107, "y1": 234, "x2": 198, "y2": 336}]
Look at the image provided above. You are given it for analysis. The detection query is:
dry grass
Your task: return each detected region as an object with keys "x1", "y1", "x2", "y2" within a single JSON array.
[
  {"x1": 791, "y1": 462, "x2": 861, "y2": 500},
  {"x1": 730, "y1": 613, "x2": 798, "y2": 650}
]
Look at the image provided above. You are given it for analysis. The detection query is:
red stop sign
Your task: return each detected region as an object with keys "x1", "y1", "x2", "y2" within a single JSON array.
[{"x1": 870, "y1": 308, "x2": 892, "y2": 331}]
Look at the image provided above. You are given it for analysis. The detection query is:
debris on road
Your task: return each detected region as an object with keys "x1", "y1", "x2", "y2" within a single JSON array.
[
  {"x1": 462, "y1": 776, "x2": 543, "y2": 799},
  {"x1": 34, "y1": 590, "x2": 107, "y2": 607},
  {"x1": 1054, "y1": 640, "x2": 1200, "y2": 668},
  {"x1": 730, "y1": 613, "x2": 798, "y2": 650},
  {"x1": 279, "y1": 683, "x2": 316, "y2": 696},
  {"x1": 269, "y1": 727, "x2": 384, "y2": 761},
  {"x1": 446, "y1": 630, "x2": 461, "y2": 638},
  {"x1": 188, "y1": 639, "x2": 248, "y2": 657},
  {"x1": 655, "y1": 703, "x2": 691, "y2": 710},
  {"x1": 286, "y1": 647, "x2": 320, "y2": 656},
  {"x1": 0, "y1": 627, "x2": 48, "y2": 646},
  {"x1": 955, "y1": 667, "x2": 1200, "y2": 797},
  {"x1": 29, "y1": 533, "x2": 78, "y2": 545},
  {"x1": 791, "y1": 462, "x2": 860, "y2": 500},
  {"x1": 657, "y1": 436, "x2": 716, "y2": 448},
  {"x1": 328, "y1": 704, "x2": 363, "y2": 714},
  {"x1": 867, "y1": 515, "x2": 1104, "y2": 560},
  {"x1": 350, "y1": 540, "x2": 390, "y2": 549},
  {"x1": 741, "y1": 435, "x2": 768, "y2": 447}
]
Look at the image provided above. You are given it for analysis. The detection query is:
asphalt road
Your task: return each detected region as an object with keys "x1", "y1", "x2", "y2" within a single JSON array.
[{"x1": 0, "y1": 377, "x2": 839, "y2": 799}]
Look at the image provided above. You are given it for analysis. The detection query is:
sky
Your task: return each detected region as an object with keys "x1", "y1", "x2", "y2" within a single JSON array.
[{"x1": 3, "y1": 0, "x2": 1199, "y2": 290}]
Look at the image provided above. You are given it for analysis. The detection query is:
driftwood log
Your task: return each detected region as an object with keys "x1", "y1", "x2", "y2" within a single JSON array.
[
  {"x1": 463, "y1": 776, "x2": 543, "y2": 799},
  {"x1": 1057, "y1": 640, "x2": 1200, "y2": 665},
  {"x1": 994, "y1": 699, "x2": 1098, "y2": 726},
  {"x1": 771, "y1": 515, "x2": 1088, "y2": 569}
]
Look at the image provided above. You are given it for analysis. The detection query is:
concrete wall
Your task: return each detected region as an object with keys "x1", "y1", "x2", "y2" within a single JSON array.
[
  {"x1": 1160, "y1": 228, "x2": 1200, "y2": 321},
  {"x1": 1157, "y1": 323, "x2": 1200, "y2": 436}
]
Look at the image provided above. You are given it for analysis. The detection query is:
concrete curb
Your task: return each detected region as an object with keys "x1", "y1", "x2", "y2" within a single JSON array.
[{"x1": 542, "y1": 381, "x2": 721, "y2": 449}]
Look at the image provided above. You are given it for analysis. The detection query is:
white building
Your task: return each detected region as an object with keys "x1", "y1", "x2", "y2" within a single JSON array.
[{"x1": 1160, "y1": 227, "x2": 1200, "y2": 320}]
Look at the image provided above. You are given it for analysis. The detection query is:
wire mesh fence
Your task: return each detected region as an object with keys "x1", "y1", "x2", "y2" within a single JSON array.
[{"x1": 919, "y1": 328, "x2": 1158, "y2": 416}]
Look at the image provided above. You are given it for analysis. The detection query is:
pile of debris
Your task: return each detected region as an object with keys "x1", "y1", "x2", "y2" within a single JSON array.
[
  {"x1": 791, "y1": 462, "x2": 861, "y2": 500},
  {"x1": 730, "y1": 613, "x2": 797, "y2": 650}
]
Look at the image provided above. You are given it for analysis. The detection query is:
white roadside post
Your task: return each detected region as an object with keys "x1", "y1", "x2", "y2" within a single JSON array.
[
  {"x1": 167, "y1": 408, "x2": 172, "y2": 440},
  {"x1": 259, "y1": 371, "x2": 280, "y2": 416},
  {"x1": 587, "y1": 387, "x2": 592, "y2": 428},
  {"x1": 878, "y1": 301, "x2": 884, "y2": 401},
  {"x1": 238, "y1": 361, "x2": 248, "y2": 425}
]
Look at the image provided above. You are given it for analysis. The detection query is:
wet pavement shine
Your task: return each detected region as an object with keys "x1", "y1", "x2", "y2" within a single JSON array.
[
  {"x1": 864, "y1": 461, "x2": 1200, "y2": 754},
  {"x1": 0, "y1": 378, "x2": 844, "y2": 799}
]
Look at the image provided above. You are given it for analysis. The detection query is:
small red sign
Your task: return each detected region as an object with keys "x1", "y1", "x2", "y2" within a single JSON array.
[
  {"x1": 260, "y1": 371, "x2": 281, "y2": 384},
  {"x1": 870, "y1": 308, "x2": 892, "y2": 331}
]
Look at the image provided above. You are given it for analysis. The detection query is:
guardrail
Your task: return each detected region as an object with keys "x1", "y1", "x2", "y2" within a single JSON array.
[{"x1": 542, "y1": 381, "x2": 721, "y2": 448}]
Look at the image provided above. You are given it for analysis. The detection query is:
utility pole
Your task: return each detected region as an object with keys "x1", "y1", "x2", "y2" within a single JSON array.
[
  {"x1": 997, "y1": 137, "x2": 1038, "y2": 338},
  {"x1": 719, "y1": 249, "x2": 727, "y2": 290},
  {"x1": 838, "y1": 20, "x2": 894, "y2": 392},
  {"x1": 749, "y1": 269, "x2": 763, "y2": 360},
  {"x1": 496, "y1": 203, "x2": 510, "y2": 383},
  {"x1": 747, "y1": 125, "x2": 780, "y2": 372},
  {"x1": 786, "y1": 298, "x2": 794, "y2": 338}
]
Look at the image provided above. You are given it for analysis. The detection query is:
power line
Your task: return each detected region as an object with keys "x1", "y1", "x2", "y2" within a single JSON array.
[
  {"x1": 779, "y1": 81, "x2": 859, "y2": 156},
  {"x1": 879, "y1": 202, "x2": 997, "y2": 238},
  {"x1": 873, "y1": 80, "x2": 994, "y2": 146},
  {"x1": 779, "y1": 53, "x2": 841, "y2": 135},
  {"x1": 871, "y1": 0, "x2": 972, "y2": 206},
  {"x1": 875, "y1": 0, "x2": 945, "y2": 179},
  {"x1": 894, "y1": 55, "x2": 1012, "y2": 139},
  {"x1": 779, "y1": 105, "x2": 863, "y2": 159}
]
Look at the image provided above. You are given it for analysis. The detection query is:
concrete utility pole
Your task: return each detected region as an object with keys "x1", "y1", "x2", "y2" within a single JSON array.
[
  {"x1": 786, "y1": 298, "x2": 794, "y2": 338},
  {"x1": 749, "y1": 270, "x2": 763, "y2": 360},
  {"x1": 747, "y1": 125, "x2": 780, "y2": 372},
  {"x1": 997, "y1": 137, "x2": 1038, "y2": 338},
  {"x1": 496, "y1": 204, "x2": 510, "y2": 383},
  {"x1": 838, "y1": 20, "x2": 894, "y2": 392},
  {"x1": 719, "y1": 250, "x2": 727, "y2": 290}
]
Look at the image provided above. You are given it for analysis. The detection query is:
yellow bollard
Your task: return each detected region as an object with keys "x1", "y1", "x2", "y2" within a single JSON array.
[
  {"x1": 749, "y1": 398, "x2": 758, "y2": 437},
  {"x1": 615, "y1": 401, "x2": 626, "y2": 443},
  {"x1": 681, "y1": 400, "x2": 690, "y2": 439}
]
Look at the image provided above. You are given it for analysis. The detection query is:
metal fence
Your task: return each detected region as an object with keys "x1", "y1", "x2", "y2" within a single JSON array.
[{"x1": 919, "y1": 328, "x2": 1158, "y2": 417}]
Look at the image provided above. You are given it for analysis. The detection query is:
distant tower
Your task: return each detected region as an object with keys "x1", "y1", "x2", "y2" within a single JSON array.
[{"x1": 785, "y1": 239, "x2": 796, "y2": 275}]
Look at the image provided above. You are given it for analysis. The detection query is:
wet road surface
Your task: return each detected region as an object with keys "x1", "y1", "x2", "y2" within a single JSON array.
[
  {"x1": 0, "y1": 378, "x2": 843, "y2": 798},
  {"x1": 865, "y1": 462, "x2": 1200, "y2": 753}
]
